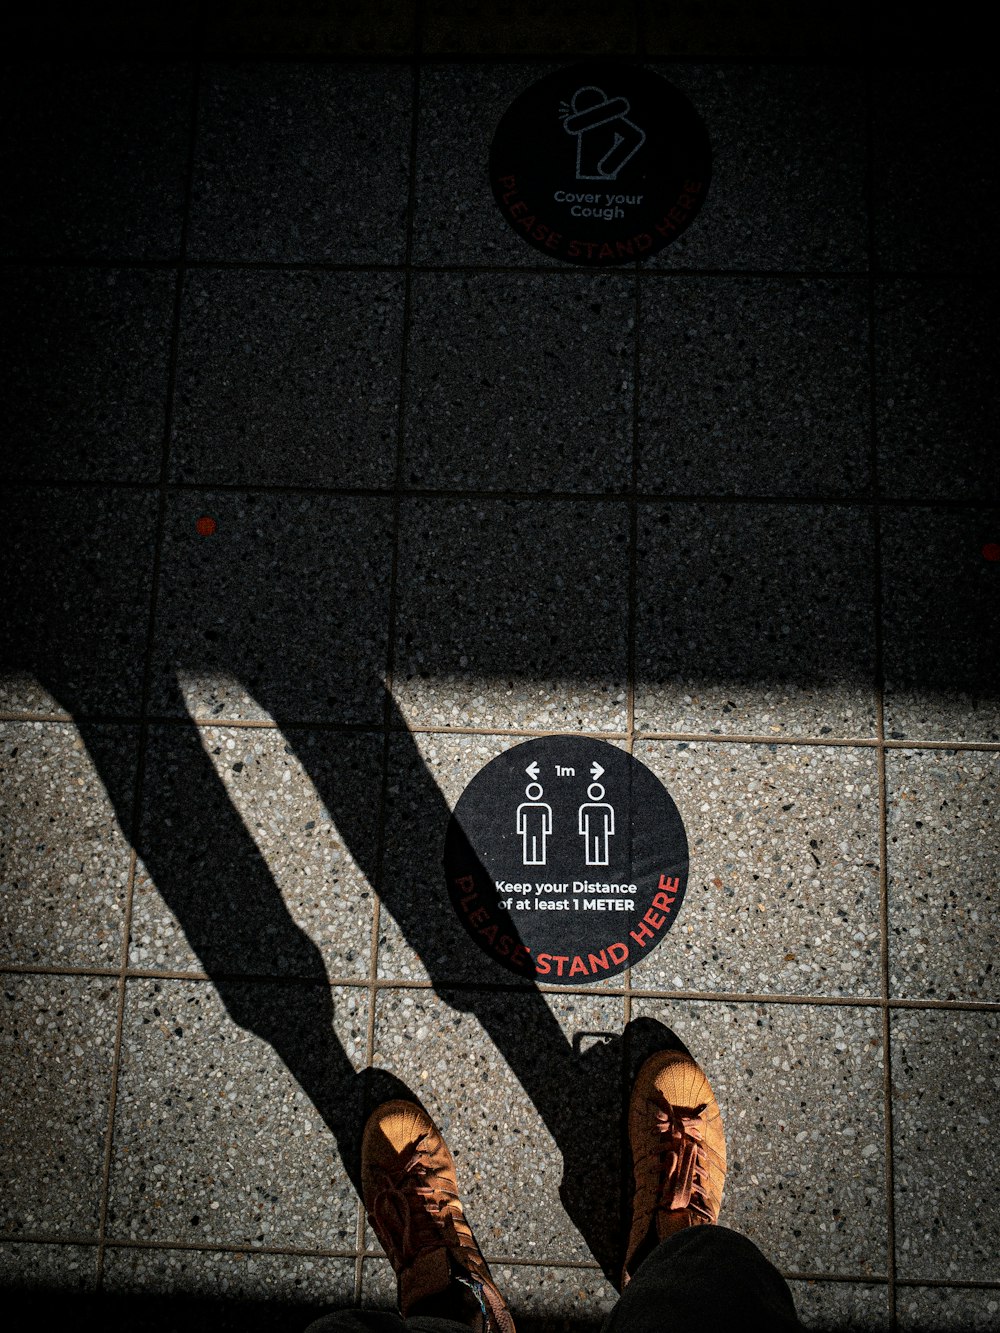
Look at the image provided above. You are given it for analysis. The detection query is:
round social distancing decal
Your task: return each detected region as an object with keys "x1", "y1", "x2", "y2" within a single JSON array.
[
  {"x1": 444, "y1": 737, "x2": 688, "y2": 983},
  {"x1": 489, "y1": 61, "x2": 711, "y2": 266}
]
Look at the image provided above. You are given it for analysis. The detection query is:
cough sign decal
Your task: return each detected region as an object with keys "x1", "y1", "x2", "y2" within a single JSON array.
[
  {"x1": 444, "y1": 738, "x2": 689, "y2": 984},
  {"x1": 489, "y1": 61, "x2": 710, "y2": 266}
]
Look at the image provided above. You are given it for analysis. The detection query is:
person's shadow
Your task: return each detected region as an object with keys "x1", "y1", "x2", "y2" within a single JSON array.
[{"x1": 3, "y1": 485, "x2": 994, "y2": 1282}]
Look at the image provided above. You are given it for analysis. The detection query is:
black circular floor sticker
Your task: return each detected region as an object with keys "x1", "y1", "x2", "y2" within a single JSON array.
[
  {"x1": 490, "y1": 61, "x2": 710, "y2": 266},
  {"x1": 444, "y1": 738, "x2": 688, "y2": 983}
]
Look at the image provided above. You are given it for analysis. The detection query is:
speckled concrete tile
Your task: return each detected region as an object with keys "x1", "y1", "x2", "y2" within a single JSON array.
[
  {"x1": 188, "y1": 64, "x2": 411, "y2": 263},
  {"x1": 0, "y1": 1241, "x2": 97, "y2": 1292},
  {"x1": 402, "y1": 272, "x2": 633, "y2": 492},
  {"x1": 0, "y1": 488, "x2": 157, "y2": 718},
  {"x1": 634, "y1": 503, "x2": 878, "y2": 737},
  {"x1": 882, "y1": 508, "x2": 1000, "y2": 743},
  {"x1": 647, "y1": 66, "x2": 866, "y2": 271},
  {"x1": 0, "y1": 64, "x2": 191, "y2": 259},
  {"x1": 892, "y1": 1009, "x2": 1000, "y2": 1282},
  {"x1": 875, "y1": 283, "x2": 1000, "y2": 500},
  {"x1": 108, "y1": 979, "x2": 367, "y2": 1250},
  {"x1": 630, "y1": 999, "x2": 887, "y2": 1276},
  {"x1": 170, "y1": 270, "x2": 403, "y2": 488},
  {"x1": 363, "y1": 1254, "x2": 615, "y2": 1328},
  {"x1": 412, "y1": 63, "x2": 562, "y2": 267},
  {"x1": 790, "y1": 1280, "x2": 889, "y2": 1331},
  {"x1": 643, "y1": 5, "x2": 861, "y2": 60},
  {"x1": 370, "y1": 988, "x2": 625, "y2": 1268},
  {"x1": 423, "y1": 2, "x2": 636, "y2": 54},
  {"x1": 873, "y1": 71, "x2": 998, "y2": 272},
  {"x1": 391, "y1": 498, "x2": 629, "y2": 732},
  {"x1": 629, "y1": 741, "x2": 881, "y2": 997},
  {"x1": 887, "y1": 750, "x2": 998, "y2": 1002},
  {"x1": 896, "y1": 1285, "x2": 1000, "y2": 1331},
  {"x1": 0, "y1": 975, "x2": 117, "y2": 1237},
  {"x1": 638, "y1": 278, "x2": 869, "y2": 497},
  {"x1": 1, "y1": 721, "x2": 136, "y2": 968},
  {"x1": 2, "y1": 267, "x2": 174, "y2": 483},
  {"x1": 377, "y1": 729, "x2": 523, "y2": 984},
  {"x1": 131, "y1": 724, "x2": 378, "y2": 978},
  {"x1": 149, "y1": 492, "x2": 392, "y2": 723},
  {"x1": 102, "y1": 1246, "x2": 356, "y2": 1328}
]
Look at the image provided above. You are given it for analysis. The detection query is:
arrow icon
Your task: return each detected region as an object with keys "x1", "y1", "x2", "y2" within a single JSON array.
[
  {"x1": 590, "y1": 761, "x2": 605, "y2": 780},
  {"x1": 526, "y1": 761, "x2": 540, "y2": 780}
]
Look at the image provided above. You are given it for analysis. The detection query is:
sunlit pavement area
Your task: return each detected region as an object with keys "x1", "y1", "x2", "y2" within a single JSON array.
[{"x1": 1, "y1": 5, "x2": 998, "y2": 1330}]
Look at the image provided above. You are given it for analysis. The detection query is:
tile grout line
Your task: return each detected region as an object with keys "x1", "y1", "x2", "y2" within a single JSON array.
[
  {"x1": 91, "y1": 59, "x2": 203, "y2": 1292},
  {"x1": 3, "y1": 708, "x2": 998, "y2": 752},
  {"x1": 354, "y1": 38, "x2": 425, "y2": 1306},
  {"x1": 865, "y1": 62, "x2": 898, "y2": 1332}
]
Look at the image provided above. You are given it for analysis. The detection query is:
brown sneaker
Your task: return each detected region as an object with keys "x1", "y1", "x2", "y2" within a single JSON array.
[
  {"x1": 621, "y1": 1050, "x2": 727, "y2": 1287},
  {"x1": 362, "y1": 1099, "x2": 514, "y2": 1332}
]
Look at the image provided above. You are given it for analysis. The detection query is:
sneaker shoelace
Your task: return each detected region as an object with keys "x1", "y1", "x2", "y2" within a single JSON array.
[
  {"x1": 639, "y1": 1099, "x2": 716, "y2": 1224},
  {"x1": 370, "y1": 1131, "x2": 483, "y2": 1278}
]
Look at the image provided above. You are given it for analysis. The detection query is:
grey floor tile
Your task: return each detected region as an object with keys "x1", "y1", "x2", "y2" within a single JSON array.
[
  {"x1": 1, "y1": 721, "x2": 136, "y2": 968},
  {"x1": 790, "y1": 1279, "x2": 889, "y2": 1331},
  {"x1": 403, "y1": 272, "x2": 633, "y2": 492},
  {"x1": 0, "y1": 64, "x2": 191, "y2": 259},
  {"x1": 188, "y1": 64, "x2": 411, "y2": 263},
  {"x1": 638, "y1": 278, "x2": 870, "y2": 497},
  {"x1": 131, "y1": 723, "x2": 379, "y2": 979},
  {"x1": 0, "y1": 487, "x2": 158, "y2": 717},
  {"x1": 873, "y1": 71, "x2": 998, "y2": 272},
  {"x1": 370, "y1": 988, "x2": 625, "y2": 1269},
  {"x1": 887, "y1": 750, "x2": 998, "y2": 1002},
  {"x1": 634, "y1": 503, "x2": 878, "y2": 737},
  {"x1": 150, "y1": 492, "x2": 393, "y2": 723},
  {"x1": 892, "y1": 1009, "x2": 1000, "y2": 1282},
  {"x1": 896, "y1": 1284, "x2": 1000, "y2": 1331},
  {"x1": 171, "y1": 270, "x2": 403, "y2": 488},
  {"x1": 103, "y1": 1246, "x2": 355, "y2": 1325},
  {"x1": 2, "y1": 267, "x2": 175, "y2": 484},
  {"x1": 0, "y1": 1241, "x2": 97, "y2": 1290},
  {"x1": 378, "y1": 730, "x2": 527, "y2": 984},
  {"x1": 876, "y1": 282, "x2": 1000, "y2": 501},
  {"x1": 631, "y1": 999, "x2": 888, "y2": 1277},
  {"x1": 647, "y1": 66, "x2": 866, "y2": 271},
  {"x1": 0, "y1": 975, "x2": 118, "y2": 1237},
  {"x1": 882, "y1": 508, "x2": 1000, "y2": 743},
  {"x1": 629, "y1": 741, "x2": 881, "y2": 997},
  {"x1": 392, "y1": 498, "x2": 629, "y2": 732},
  {"x1": 413, "y1": 63, "x2": 562, "y2": 267},
  {"x1": 492, "y1": 1263, "x2": 618, "y2": 1330},
  {"x1": 423, "y1": 2, "x2": 636, "y2": 55},
  {"x1": 108, "y1": 979, "x2": 367, "y2": 1250}
]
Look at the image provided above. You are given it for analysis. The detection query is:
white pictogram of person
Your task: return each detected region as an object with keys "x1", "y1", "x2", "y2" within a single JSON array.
[
  {"x1": 579, "y1": 783, "x2": 615, "y2": 866},
  {"x1": 517, "y1": 782, "x2": 553, "y2": 867},
  {"x1": 560, "y1": 86, "x2": 646, "y2": 181}
]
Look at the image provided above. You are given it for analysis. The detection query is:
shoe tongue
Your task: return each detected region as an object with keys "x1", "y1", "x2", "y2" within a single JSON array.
[{"x1": 400, "y1": 1248, "x2": 451, "y2": 1315}]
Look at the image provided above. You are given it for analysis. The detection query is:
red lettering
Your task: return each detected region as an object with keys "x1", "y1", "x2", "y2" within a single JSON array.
[
  {"x1": 552, "y1": 955, "x2": 569, "y2": 976},
  {"x1": 644, "y1": 907, "x2": 666, "y2": 930},
  {"x1": 495, "y1": 933, "x2": 512, "y2": 957},
  {"x1": 599, "y1": 243, "x2": 614, "y2": 260},
  {"x1": 659, "y1": 876, "x2": 680, "y2": 893},
  {"x1": 511, "y1": 943, "x2": 531, "y2": 970},
  {"x1": 616, "y1": 238, "x2": 635, "y2": 258},
  {"x1": 469, "y1": 906, "x2": 488, "y2": 927},
  {"x1": 608, "y1": 942, "x2": 629, "y2": 965},
  {"x1": 510, "y1": 200, "x2": 528, "y2": 219},
  {"x1": 652, "y1": 890, "x2": 675, "y2": 912},
  {"x1": 568, "y1": 240, "x2": 582, "y2": 258},
  {"x1": 630, "y1": 919, "x2": 655, "y2": 948},
  {"x1": 569, "y1": 956, "x2": 589, "y2": 977},
  {"x1": 635, "y1": 232, "x2": 652, "y2": 251},
  {"x1": 516, "y1": 213, "x2": 537, "y2": 232},
  {"x1": 588, "y1": 949, "x2": 610, "y2": 972},
  {"x1": 478, "y1": 923, "x2": 497, "y2": 945},
  {"x1": 545, "y1": 230, "x2": 562, "y2": 251},
  {"x1": 498, "y1": 175, "x2": 516, "y2": 190},
  {"x1": 683, "y1": 179, "x2": 702, "y2": 194},
  {"x1": 535, "y1": 953, "x2": 551, "y2": 975}
]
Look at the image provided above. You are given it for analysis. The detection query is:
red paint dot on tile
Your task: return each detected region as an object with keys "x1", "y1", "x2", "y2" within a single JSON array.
[
  {"x1": 196, "y1": 515, "x2": 217, "y2": 537},
  {"x1": 983, "y1": 542, "x2": 1000, "y2": 562}
]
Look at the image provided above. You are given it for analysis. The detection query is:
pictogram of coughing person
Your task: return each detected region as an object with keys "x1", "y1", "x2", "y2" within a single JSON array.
[{"x1": 561, "y1": 85, "x2": 646, "y2": 181}]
